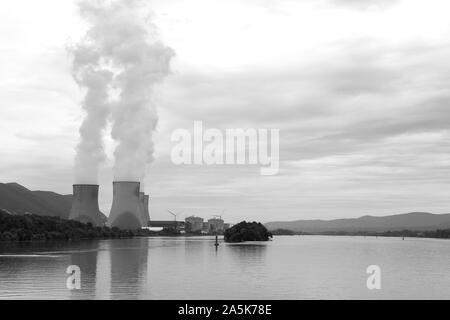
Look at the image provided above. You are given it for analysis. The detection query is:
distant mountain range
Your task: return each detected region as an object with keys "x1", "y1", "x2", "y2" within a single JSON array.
[
  {"x1": 0, "y1": 182, "x2": 72, "y2": 218},
  {"x1": 3, "y1": 182, "x2": 450, "y2": 233},
  {"x1": 265, "y1": 212, "x2": 450, "y2": 233}
]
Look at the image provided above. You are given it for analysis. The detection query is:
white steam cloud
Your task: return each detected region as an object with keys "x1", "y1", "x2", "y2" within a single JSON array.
[{"x1": 70, "y1": 0, "x2": 174, "y2": 183}]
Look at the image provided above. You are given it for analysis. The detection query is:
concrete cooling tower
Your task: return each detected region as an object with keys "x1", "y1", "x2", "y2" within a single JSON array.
[
  {"x1": 138, "y1": 192, "x2": 150, "y2": 227},
  {"x1": 69, "y1": 184, "x2": 105, "y2": 227},
  {"x1": 144, "y1": 194, "x2": 150, "y2": 224},
  {"x1": 107, "y1": 181, "x2": 143, "y2": 229},
  {"x1": 138, "y1": 192, "x2": 146, "y2": 226}
]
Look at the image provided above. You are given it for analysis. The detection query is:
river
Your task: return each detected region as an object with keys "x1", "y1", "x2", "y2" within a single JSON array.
[{"x1": 0, "y1": 235, "x2": 449, "y2": 299}]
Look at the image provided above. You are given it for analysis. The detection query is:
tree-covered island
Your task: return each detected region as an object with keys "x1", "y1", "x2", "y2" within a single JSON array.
[{"x1": 224, "y1": 221, "x2": 273, "y2": 243}]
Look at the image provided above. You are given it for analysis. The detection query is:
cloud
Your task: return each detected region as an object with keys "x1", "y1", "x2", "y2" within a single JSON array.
[
  {"x1": 2, "y1": 0, "x2": 450, "y2": 222},
  {"x1": 147, "y1": 22, "x2": 450, "y2": 220},
  {"x1": 330, "y1": 0, "x2": 399, "y2": 10}
]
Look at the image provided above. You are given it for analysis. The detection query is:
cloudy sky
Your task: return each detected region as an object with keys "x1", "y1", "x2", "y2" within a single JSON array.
[{"x1": 1, "y1": 0, "x2": 450, "y2": 223}]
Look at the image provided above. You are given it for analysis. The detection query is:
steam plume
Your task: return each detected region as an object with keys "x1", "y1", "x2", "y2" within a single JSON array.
[
  {"x1": 71, "y1": 28, "x2": 113, "y2": 183},
  {"x1": 71, "y1": 0, "x2": 174, "y2": 183}
]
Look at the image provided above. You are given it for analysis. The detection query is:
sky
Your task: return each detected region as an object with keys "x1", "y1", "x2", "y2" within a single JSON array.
[{"x1": 1, "y1": 0, "x2": 450, "y2": 223}]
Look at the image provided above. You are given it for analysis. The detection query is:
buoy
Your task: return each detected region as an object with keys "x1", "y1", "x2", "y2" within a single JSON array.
[{"x1": 214, "y1": 235, "x2": 219, "y2": 247}]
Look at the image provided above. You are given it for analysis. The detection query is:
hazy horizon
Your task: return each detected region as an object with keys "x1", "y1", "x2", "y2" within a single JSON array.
[{"x1": 2, "y1": 0, "x2": 450, "y2": 222}]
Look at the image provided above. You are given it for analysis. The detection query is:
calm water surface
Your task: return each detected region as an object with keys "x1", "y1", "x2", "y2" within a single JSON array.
[{"x1": 0, "y1": 235, "x2": 449, "y2": 299}]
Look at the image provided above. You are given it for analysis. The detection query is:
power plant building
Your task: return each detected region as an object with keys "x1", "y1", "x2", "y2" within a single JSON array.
[
  {"x1": 185, "y1": 216, "x2": 204, "y2": 233},
  {"x1": 207, "y1": 218, "x2": 225, "y2": 233}
]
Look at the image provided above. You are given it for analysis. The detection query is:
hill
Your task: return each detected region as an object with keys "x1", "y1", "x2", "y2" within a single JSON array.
[
  {"x1": 265, "y1": 212, "x2": 450, "y2": 233},
  {"x1": 0, "y1": 182, "x2": 72, "y2": 218}
]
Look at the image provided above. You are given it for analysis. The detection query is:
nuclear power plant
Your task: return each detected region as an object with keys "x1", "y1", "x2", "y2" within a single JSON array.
[
  {"x1": 69, "y1": 184, "x2": 106, "y2": 227},
  {"x1": 68, "y1": 181, "x2": 231, "y2": 233},
  {"x1": 68, "y1": 182, "x2": 230, "y2": 233},
  {"x1": 69, "y1": 181, "x2": 151, "y2": 230}
]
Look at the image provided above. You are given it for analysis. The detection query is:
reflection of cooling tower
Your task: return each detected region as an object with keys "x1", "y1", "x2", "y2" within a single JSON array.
[
  {"x1": 69, "y1": 184, "x2": 105, "y2": 227},
  {"x1": 144, "y1": 194, "x2": 150, "y2": 224},
  {"x1": 107, "y1": 181, "x2": 143, "y2": 229}
]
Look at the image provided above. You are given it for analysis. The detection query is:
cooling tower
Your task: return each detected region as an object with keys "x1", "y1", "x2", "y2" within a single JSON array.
[
  {"x1": 138, "y1": 192, "x2": 147, "y2": 226},
  {"x1": 144, "y1": 194, "x2": 150, "y2": 224},
  {"x1": 107, "y1": 181, "x2": 143, "y2": 229},
  {"x1": 69, "y1": 184, "x2": 105, "y2": 227}
]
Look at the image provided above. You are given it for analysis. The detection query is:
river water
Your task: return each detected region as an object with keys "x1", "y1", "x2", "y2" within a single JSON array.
[{"x1": 0, "y1": 235, "x2": 449, "y2": 300}]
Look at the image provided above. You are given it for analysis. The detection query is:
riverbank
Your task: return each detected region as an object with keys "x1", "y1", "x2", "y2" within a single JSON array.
[{"x1": 271, "y1": 229, "x2": 450, "y2": 239}]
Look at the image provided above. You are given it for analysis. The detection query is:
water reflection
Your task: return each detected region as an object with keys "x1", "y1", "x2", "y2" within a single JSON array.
[
  {"x1": 95, "y1": 241, "x2": 111, "y2": 299},
  {"x1": 0, "y1": 238, "x2": 269, "y2": 299},
  {"x1": 227, "y1": 243, "x2": 268, "y2": 266},
  {"x1": 109, "y1": 238, "x2": 148, "y2": 299},
  {"x1": 0, "y1": 239, "x2": 152, "y2": 299},
  {"x1": 66, "y1": 239, "x2": 151, "y2": 299},
  {"x1": 2, "y1": 236, "x2": 450, "y2": 299}
]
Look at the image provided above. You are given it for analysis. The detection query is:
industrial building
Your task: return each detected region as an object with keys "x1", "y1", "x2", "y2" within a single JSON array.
[
  {"x1": 148, "y1": 220, "x2": 185, "y2": 230},
  {"x1": 185, "y1": 216, "x2": 204, "y2": 233},
  {"x1": 207, "y1": 217, "x2": 225, "y2": 233}
]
